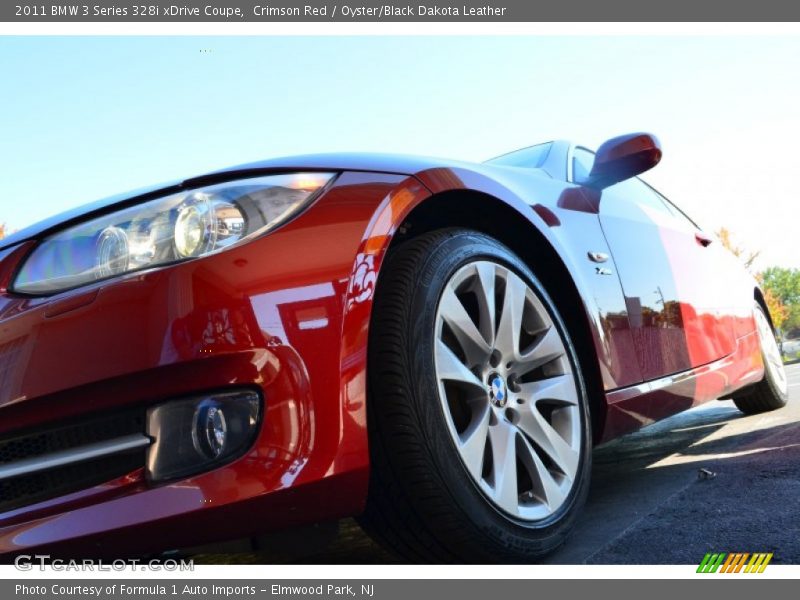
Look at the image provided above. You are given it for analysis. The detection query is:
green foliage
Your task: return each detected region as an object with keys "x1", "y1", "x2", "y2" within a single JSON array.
[
  {"x1": 761, "y1": 267, "x2": 800, "y2": 305},
  {"x1": 760, "y1": 267, "x2": 800, "y2": 331}
]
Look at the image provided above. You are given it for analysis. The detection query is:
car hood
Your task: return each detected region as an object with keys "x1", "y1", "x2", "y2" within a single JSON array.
[{"x1": 0, "y1": 153, "x2": 478, "y2": 252}]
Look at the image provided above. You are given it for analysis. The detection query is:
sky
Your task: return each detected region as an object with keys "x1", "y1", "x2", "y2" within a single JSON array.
[{"x1": 1, "y1": 35, "x2": 799, "y2": 270}]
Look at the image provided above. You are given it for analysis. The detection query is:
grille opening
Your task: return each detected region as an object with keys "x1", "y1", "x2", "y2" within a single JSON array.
[
  {"x1": 0, "y1": 451, "x2": 144, "y2": 514},
  {"x1": 0, "y1": 409, "x2": 146, "y2": 514}
]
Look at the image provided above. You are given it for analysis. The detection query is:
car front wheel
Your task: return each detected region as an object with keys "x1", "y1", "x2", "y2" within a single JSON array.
[{"x1": 359, "y1": 228, "x2": 592, "y2": 563}]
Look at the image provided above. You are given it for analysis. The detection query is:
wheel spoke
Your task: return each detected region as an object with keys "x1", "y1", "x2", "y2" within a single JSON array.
[
  {"x1": 458, "y1": 405, "x2": 491, "y2": 480},
  {"x1": 439, "y1": 285, "x2": 492, "y2": 366},
  {"x1": 517, "y1": 326, "x2": 564, "y2": 373},
  {"x1": 474, "y1": 262, "x2": 497, "y2": 347},
  {"x1": 435, "y1": 339, "x2": 485, "y2": 393},
  {"x1": 514, "y1": 403, "x2": 579, "y2": 478},
  {"x1": 768, "y1": 352, "x2": 784, "y2": 369},
  {"x1": 772, "y1": 362, "x2": 788, "y2": 388},
  {"x1": 517, "y1": 375, "x2": 578, "y2": 406},
  {"x1": 488, "y1": 421, "x2": 519, "y2": 512},
  {"x1": 517, "y1": 435, "x2": 566, "y2": 510},
  {"x1": 495, "y1": 272, "x2": 527, "y2": 358},
  {"x1": 771, "y1": 356, "x2": 786, "y2": 373}
]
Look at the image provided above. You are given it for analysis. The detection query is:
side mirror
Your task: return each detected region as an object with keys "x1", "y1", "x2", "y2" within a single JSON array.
[{"x1": 584, "y1": 133, "x2": 662, "y2": 189}]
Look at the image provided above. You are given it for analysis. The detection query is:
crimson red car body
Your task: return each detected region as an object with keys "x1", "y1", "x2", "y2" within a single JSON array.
[{"x1": 0, "y1": 143, "x2": 766, "y2": 557}]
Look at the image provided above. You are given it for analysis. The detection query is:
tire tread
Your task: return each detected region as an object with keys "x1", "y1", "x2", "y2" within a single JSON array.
[{"x1": 357, "y1": 229, "x2": 589, "y2": 563}]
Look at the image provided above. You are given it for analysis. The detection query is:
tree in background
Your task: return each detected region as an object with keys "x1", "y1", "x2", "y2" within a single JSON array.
[
  {"x1": 717, "y1": 227, "x2": 800, "y2": 338},
  {"x1": 0, "y1": 223, "x2": 6, "y2": 240},
  {"x1": 761, "y1": 266, "x2": 800, "y2": 305},
  {"x1": 759, "y1": 266, "x2": 800, "y2": 337},
  {"x1": 761, "y1": 286, "x2": 788, "y2": 332},
  {"x1": 716, "y1": 227, "x2": 760, "y2": 270}
]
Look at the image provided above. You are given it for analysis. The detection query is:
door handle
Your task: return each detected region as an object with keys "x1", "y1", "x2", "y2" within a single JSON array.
[{"x1": 695, "y1": 231, "x2": 714, "y2": 247}]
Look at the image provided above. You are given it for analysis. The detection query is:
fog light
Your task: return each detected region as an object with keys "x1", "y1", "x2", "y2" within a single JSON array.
[
  {"x1": 146, "y1": 390, "x2": 261, "y2": 483},
  {"x1": 196, "y1": 402, "x2": 227, "y2": 458}
]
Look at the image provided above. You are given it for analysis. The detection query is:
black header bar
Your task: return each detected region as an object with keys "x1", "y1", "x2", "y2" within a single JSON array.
[{"x1": 5, "y1": 0, "x2": 800, "y2": 22}]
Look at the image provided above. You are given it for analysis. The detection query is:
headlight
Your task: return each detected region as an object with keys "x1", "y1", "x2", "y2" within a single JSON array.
[{"x1": 12, "y1": 172, "x2": 336, "y2": 294}]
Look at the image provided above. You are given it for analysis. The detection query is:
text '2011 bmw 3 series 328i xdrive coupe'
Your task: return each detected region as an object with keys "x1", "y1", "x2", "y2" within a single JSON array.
[{"x1": 0, "y1": 133, "x2": 788, "y2": 562}]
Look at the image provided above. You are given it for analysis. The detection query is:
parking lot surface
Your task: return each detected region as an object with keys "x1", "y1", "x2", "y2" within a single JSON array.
[{"x1": 197, "y1": 363, "x2": 800, "y2": 564}]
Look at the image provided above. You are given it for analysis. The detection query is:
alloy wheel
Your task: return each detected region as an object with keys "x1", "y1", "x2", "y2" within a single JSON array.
[
  {"x1": 756, "y1": 307, "x2": 788, "y2": 395},
  {"x1": 434, "y1": 260, "x2": 582, "y2": 521}
]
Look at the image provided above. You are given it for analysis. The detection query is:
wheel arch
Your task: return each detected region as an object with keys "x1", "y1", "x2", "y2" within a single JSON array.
[
  {"x1": 378, "y1": 188, "x2": 607, "y2": 443},
  {"x1": 754, "y1": 286, "x2": 775, "y2": 330}
]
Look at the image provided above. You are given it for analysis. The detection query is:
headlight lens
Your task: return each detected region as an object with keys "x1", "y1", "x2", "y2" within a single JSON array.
[{"x1": 13, "y1": 172, "x2": 335, "y2": 294}]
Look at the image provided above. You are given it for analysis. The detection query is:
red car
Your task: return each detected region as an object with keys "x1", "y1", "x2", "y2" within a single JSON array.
[{"x1": 0, "y1": 133, "x2": 787, "y2": 562}]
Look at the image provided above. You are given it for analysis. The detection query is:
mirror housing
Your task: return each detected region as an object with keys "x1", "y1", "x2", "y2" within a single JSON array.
[{"x1": 584, "y1": 133, "x2": 662, "y2": 189}]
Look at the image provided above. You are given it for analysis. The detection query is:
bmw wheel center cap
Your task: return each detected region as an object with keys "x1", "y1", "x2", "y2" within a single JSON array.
[{"x1": 489, "y1": 374, "x2": 508, "y2": 407}]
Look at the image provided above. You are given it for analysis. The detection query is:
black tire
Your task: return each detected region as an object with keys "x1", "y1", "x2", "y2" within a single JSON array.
[
  {"x1": 732, "y1": 304, "x2": 789, "y2": 415},
  {"x1": 358, "y1": 228, "x2": 592, "y2": 563}
]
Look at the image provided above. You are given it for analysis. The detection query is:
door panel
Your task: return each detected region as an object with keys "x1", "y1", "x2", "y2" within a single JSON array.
[
  {"x1": 573, "y1": 148, "x2": 735, "y2": 380},
  {"x1": 650, "y1": 211, "x2": 737, "y2": 366},
  {"x1": 598, "y1": 183, "x2": 693, "y2": 380}
]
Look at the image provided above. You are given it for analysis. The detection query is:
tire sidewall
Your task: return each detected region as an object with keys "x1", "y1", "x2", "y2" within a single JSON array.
[{"x1": 403, "y1": 230, "x2": 592, "y2": 556}]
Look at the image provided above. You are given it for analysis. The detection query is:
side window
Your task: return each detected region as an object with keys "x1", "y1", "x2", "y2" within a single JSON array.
[
  {"x1": 609, "y1": 178, "x2": 675, "y2": 218},
  {"x1": 649, "y1": 186, "x2": 700, "y2": 230},
  {"x1": 571, "y1": 147, "x2": 595, "y2": 183}
]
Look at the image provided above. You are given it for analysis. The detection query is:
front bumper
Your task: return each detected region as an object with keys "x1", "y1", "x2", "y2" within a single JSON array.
[{"x1": 0, "y1": 170, "x2": 428, "y2": 557}]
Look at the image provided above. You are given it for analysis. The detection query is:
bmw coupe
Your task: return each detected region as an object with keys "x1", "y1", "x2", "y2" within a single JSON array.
[{"x1": 0, "y1": 133, "x2": 787, "y2": 562}]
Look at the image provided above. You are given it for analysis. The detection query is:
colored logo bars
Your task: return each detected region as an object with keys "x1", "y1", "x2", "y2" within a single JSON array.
[{"x1": 697, "y1": 552, "x2": 773, "y2": 573}]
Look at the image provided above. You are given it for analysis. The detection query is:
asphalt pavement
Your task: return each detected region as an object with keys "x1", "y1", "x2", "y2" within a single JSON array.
[{"x1": 196, "y1": 363, "x2": 800, "y2": 565}]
